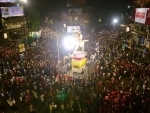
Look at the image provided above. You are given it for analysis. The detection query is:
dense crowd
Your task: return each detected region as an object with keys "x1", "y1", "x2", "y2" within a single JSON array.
[
  {"x1": 0, "y1": 27, "x2": 149, "y2": 113},
  {"x1": 41, "y1": 27, "x2": 61, "y2": 39}
]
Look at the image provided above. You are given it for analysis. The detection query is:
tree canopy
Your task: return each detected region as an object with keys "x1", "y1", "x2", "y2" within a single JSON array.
[{"x1": 28, "y1": 9, "x2": 41, "y2": 31}]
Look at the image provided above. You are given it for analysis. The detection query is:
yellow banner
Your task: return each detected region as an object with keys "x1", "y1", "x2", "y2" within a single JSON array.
[
  {"x1": 19, "y1": 44, "x2": 25, "y2": 52},
  {"x1": 72, "y1": 58, "x2": 87, "y2": 69}
]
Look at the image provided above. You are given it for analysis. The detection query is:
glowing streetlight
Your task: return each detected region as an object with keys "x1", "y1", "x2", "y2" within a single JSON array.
[
  {"x1": 113, "y1": 18, "x2": 118, "y2": 24},
  {"x1": 128, "y1": 6, "x2": 131, "y2": 9},
  {"x1": 63, "y1": 35, "x2": 76, "y2": 50}
]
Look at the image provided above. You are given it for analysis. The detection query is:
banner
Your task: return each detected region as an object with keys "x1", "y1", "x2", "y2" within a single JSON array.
[
  {"x1": 19, "y1": 44, "x2": 25, "y2": 53},
  {"x1": 1, "y1": 6, "x2": 24, "y2": 17},
  {"x1": 134, "y1": 8, "x2": 150, "y2": 25},
  {"x1": 0, "y1": 0, "x2": 17, "y2": 2},
  {"x1": 135, "y1": 8, "x2": 147, "y2": 24},
  {"x1": 68, "y1": 8, "x2": 82, "y2": 15}
]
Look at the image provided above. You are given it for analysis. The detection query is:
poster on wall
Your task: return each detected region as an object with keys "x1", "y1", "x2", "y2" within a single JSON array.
[
  {"x1": 1, "y1": 6, "x2": 24, "y2": 17},
  {"x1": 134, "y1": 8, "x2": 150, "y2": 25},
  {"x1": 135, "y1": 8, "x2": 147, "y2": 24}
]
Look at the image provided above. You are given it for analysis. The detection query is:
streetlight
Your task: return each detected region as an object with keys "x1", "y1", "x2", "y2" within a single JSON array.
[
  {"x1": 112, "y1": 18, "x2": 118, "y2": 29},
  {"x1": 63, "y1": 35, "x2": 76, "y2": 50},
  {"x1": 113, "y1": 18, "x2": 118, "y2": 24}
]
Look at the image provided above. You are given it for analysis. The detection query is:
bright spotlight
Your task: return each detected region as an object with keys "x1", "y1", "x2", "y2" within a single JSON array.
[
  {"x1": 113, "y1": 19, "x2": 118, "y2": 24},
  {"x1": 63, "y1": 35, "x2": 76, "y2": 50}
]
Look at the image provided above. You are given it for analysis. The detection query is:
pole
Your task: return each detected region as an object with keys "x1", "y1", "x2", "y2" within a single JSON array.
[
  {"x1": 69, "y1": 51, "x2": 71, "y2": 76},
  {"x1": 57, "y1": 37, "x2": 59, "y2": 68}
]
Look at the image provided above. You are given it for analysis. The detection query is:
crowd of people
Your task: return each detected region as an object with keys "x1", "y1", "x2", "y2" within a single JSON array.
[
  {"x1": 41, "y1": 27, "x2": 61, "y2": 39},
  {"x1": 0, "y1": 27, "x2": 149, "y2": 113}
]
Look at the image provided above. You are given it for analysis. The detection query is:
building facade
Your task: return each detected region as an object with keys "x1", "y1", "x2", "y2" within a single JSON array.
[
  {"x1": 0, "y1": 1, "x2": 28, "y2": 46},
  {"x1": 125, "y1": 0, "x2": 150, "y2": 63}
]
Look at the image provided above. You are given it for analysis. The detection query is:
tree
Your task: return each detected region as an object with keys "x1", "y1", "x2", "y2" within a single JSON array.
[{"x1": 28, "y1": 9, "x2": 41, "y2": 31}]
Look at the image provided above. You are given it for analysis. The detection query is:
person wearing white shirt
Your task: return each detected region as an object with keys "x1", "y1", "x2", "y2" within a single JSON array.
[{"x1": 8, "y1": 99, "x2": 13, "y2": 107}]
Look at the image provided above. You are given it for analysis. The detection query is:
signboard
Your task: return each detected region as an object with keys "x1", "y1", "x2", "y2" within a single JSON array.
[
  {"x1": 135, "y1": 8, "x2": 147, "y2": 24},
  {"x1": 1, "y1": 6, "x2": 24, "y2": 17},
  {"x1": 67, "y1": 26, "x2": 80, "y2": 33},
  {"x1": 68, "y1": 8, "x2": 82, "y2": 15},
  {"x1": 19, "y1": 44, "x2": 25, "y2": 53},
  {"x1": 134, "y1": 8, "x2": 150, "y2": 25},
  {"x1": 0, "y1": 0, "x2": 17, "y2": 2}
]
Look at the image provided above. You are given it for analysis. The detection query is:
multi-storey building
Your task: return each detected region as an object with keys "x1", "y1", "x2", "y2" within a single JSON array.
[
  {"x1": 125, "y1": 0, "x2": 150, "y2": 62},
  {"x1": 0, "y1": 0, "x2": 28, "y2": 46}
]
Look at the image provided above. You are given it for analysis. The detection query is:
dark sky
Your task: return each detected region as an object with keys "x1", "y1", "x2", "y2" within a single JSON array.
[{"x1": 26, "y1": 0, "x2": 132, "y2": 16}]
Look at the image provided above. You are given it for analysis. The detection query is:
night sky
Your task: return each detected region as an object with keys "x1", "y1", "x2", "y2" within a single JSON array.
[{"x1": 26, "y1": 0, "x2": 132, "y2": 16}]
